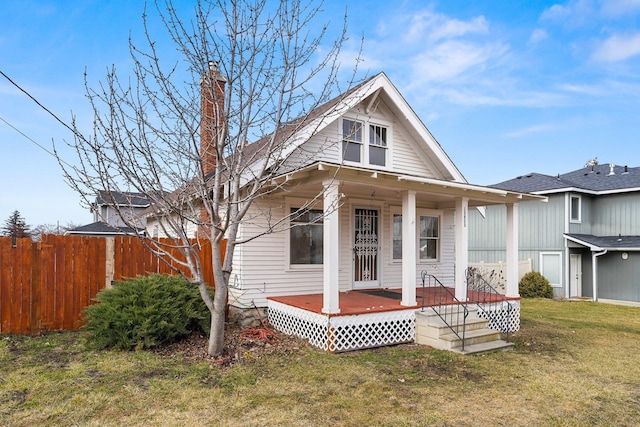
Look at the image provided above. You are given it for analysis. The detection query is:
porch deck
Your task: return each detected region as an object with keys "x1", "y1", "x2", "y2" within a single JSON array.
[
  {"x1": 268, "y1": 286, "x2": 514, "y2": 316},
  {"x1": 267, "y1": 287, "x2": 520, "y2": 353}
]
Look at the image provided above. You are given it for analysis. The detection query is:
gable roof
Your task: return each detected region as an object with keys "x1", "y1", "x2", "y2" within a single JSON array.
[
  {"x1": 492, "y1": 164, "x2": 640, "y2": 195},
  {"x1": 65, "y1": 221, "x2": 143, "y2": 236},
  {"x1": 95, "y1": 191, "x2": 150, "y2": 208},
  {"x1": 565, "y1": 233, "x2": 640, "y2": 251},
  {"x1": 238, "y1": 72, "x2": 466, "y2": 184}
]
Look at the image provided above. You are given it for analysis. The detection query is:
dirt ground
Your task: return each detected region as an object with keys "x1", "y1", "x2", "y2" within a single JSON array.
[{"x1": 152, "y1": 322, "x2": 310, "y2": 366}]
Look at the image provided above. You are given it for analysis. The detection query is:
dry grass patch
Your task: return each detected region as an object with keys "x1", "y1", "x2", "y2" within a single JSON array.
[{"x1": 1, "y1": 299, "x2": 640, "y2": 426}]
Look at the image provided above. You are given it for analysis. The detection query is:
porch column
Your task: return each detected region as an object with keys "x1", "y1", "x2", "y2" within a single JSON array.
[
  {"x1": 505, "y1": 202, "x2": 519, "y2": 298},
  {"x1": 401, "y1": 190, "x2": 417, "y2": 306},
  {"x1": 322, "y1": 180, "x2": 340, "y2": 314},
  {"x1": 455, "y1": 197, "x2": 469, "y2": 301}
]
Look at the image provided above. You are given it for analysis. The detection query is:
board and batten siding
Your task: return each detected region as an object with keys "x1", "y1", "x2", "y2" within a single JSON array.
[
  {"x1": 591, "y1": 193, "x2": 640, "y2": 236},
  {"x1": 468, "y1": 195, "x2": 563, "y2": 268}
]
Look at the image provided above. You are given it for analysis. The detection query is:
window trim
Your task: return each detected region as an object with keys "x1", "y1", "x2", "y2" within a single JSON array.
[
  {"x1": 285, "y1": 199, "x2": 324, "y2": 270},
  {"x1": 341, "y1": 116, "x2": 392, "y2": 169},
  {"x1": 389, "y1": 207, "x2": 441, "y2": 263},
  {"x1": 540, "y1": 251, "x2": 563, "y2": 288},
  {"x1": 569, "y1": 194, "x2": 581, "y2": 223}
]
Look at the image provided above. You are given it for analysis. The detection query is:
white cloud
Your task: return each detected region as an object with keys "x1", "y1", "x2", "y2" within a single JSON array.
[
  {"x1": 427, "y1": 15, "x2": 489, "y2": 42},
  {"x1": 410, "y1": 40, "x2": 506, "y2": 83},
  {"x1": 540, "y1": 0, "x2": 595, "y2": 22},
  {"x1": 600, "y1": 0, "x2": 640, "y2": 17},
  {"x1": 503, "y1": 123, "x2": 557, "y2": 138},
  {"x1": 591, "y1": 33, "x2": 640, "y2": 62},
  {"x1": 529, "y1": 28, "x2": 548, "y2": 44}
]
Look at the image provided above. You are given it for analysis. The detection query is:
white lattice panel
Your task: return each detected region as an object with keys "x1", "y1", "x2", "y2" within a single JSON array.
[
  {"x1": 476, "y1": 300, "x2": 520, "y2": 333},
  {"x1": 327, "y1": 310, "x2": 415, "y2": 352},
  {"x1": 268, "y1": 301, "x2": 330, "y2": 350},
  {"x1": 268, "y1": 300, "x2": 417, "y2": 353}
]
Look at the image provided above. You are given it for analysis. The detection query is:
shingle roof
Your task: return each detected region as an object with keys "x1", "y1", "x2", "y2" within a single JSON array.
[
  {"x1": 96, "y1": 191, "x2": 150, "y2": 207},
  {"x1": 66, "y1": 221, "x2": 142, "y2": 236},
  {"x1": 565, "y1": 233, "x2": 640, "y2": 250},
  {"x1": 491, "y1": 164, "x2": 640, "y2": 193}
]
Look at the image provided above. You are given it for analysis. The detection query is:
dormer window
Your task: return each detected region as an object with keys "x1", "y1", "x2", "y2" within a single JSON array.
[
  {"x1": 342, "y1": 118, "x2": 389, "y2": 167},
  {"x1": 342, "y1": 119, "x2": 363, "y2": 163},
  {"x1": 369, "y1": 124, "x2": 387, "y2": 166}
]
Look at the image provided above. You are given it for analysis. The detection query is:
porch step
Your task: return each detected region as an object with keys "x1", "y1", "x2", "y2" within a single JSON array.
[{"x1": 415, "y1": 307, "x2": 513, "y2": 355}]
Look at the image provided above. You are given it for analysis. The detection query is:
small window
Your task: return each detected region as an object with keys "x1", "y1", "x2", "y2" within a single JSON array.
[
  {"x1": 392, "y1": 214, "x2": 402, "y2": 260},
  {"x1": 570, "y1": 195, "x2": 581, "y2": 223},
  {"x1": 540, "y1": 252, "x2": 562, "y2": 287},
  {"x1": 419, "y1": 215, "x2": 439, "y2": 260},
  {"x1": 369, "y1": 125, "x2": 387, "y2": 166},
  {"x1": 290, "y1": 208, "x2": 323, "y2": 265},
  {"x1": 342, "y1": 119, "x2": 362, "y2": 163}
]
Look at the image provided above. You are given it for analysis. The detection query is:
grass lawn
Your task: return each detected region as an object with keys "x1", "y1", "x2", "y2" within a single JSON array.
[{"x1": 2, "y1": 298, "x2": 640, "y2": 426}]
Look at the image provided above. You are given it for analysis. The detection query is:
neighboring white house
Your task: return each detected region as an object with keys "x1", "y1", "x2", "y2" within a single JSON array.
[{"x1": 146, "y1": 71, "x2": 544, "y2": 352}]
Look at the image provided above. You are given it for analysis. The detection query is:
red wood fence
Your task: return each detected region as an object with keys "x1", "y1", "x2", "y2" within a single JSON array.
[{"x1": 0, "y1": 234, "x2": 224, "y2": 336}]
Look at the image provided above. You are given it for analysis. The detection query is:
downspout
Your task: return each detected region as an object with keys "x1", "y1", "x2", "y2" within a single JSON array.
[{"x1": 592, "y1": 249, "x2": 607, "y2": 302}]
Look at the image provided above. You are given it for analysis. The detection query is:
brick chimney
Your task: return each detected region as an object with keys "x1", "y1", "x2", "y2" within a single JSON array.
[{"x1": 200, "y1": 60, "x2": 226, "y2": 177}]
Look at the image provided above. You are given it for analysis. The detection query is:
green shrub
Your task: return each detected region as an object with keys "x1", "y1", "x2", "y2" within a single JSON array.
[
  {"x1": 519, "y1": 271, "x2": 553, "y2": 298},
  {"x1": 82, "y1": 274, "x2": 212, "y2": 350}
]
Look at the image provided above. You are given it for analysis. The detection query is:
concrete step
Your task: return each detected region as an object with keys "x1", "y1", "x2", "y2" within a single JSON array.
[
  {"x1": 439, "y1": 328, "x2": 501, "y2": 349},
  {"x1": 450, "y1": 339, "x2": 514, "y2": 355},
  {"x1": 416, "y1": 316, "x2": 489, "y2": 340}
]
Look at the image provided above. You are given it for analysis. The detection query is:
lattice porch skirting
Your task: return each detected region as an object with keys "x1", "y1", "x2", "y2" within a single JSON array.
[
  {"x1": 476, "y1": 300, "x2": 521, "y2": 333},
  {"x1": 268, "y1": 300, "x2": 416, "y2": 353}
]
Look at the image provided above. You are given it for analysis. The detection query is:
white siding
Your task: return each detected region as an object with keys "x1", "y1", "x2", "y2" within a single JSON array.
[{"x1": 281, "y1": 100, "x2": 440, "y2": 179}]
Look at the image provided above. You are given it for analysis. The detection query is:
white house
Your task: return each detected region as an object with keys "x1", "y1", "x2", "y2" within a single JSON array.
[{"x1": 147, "y1": 70, "x2": 544, "y2": 353}]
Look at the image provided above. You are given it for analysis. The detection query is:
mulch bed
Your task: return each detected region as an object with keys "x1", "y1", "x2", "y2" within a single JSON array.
[{"x1": 152, "y1": 322, "x2": 310, "y2": 367}]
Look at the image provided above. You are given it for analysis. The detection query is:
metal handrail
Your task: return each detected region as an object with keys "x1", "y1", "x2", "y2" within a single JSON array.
[
  {"x1": 465, "y1": 267, "x2": 513, "y2": 342},
  {"x1": 421, "y1": 271, "x2": 468, "y2": 352}
]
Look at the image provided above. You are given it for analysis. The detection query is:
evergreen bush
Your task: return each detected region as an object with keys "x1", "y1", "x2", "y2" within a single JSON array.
[
  {"x1": 82, "y1": 274, "x2": 212, "y2": 350},
  {"x1": 519, "y1": 271, "x2": 554, "y2": 298}
]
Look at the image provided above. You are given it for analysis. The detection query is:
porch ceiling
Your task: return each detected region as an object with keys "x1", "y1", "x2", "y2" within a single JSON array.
[{"x1": 273, "y1": 162, "x2": 546, "y2": 208}]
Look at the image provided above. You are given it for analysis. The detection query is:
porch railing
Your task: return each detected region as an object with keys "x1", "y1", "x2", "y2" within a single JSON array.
[
  {"x1": 465, "y1": 267, "x2": 514, "y2": 342},
  {"x1": 421, "y1": 271, "x2": 468, "y2": 352}
]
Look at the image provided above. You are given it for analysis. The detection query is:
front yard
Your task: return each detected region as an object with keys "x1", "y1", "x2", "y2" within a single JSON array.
[{"x1": 1, "y1": 299, "x2": 639, "y2": 426}]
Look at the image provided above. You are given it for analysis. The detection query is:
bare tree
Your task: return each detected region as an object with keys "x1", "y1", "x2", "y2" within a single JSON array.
[{"x1": 57, "y1": 0, "x2": 360, "y2": 356}]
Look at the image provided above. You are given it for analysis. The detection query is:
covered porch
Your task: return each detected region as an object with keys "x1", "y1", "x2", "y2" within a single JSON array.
[
  {"x1": 266, "y1": 163, "x2": 542, "y2": 352},
  {"x1": 268, "y1": 286, "x2": 521, "y2": 352}
]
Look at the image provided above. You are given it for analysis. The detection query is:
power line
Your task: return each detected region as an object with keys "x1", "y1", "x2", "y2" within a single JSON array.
[
  {"x1": 0, "y1": 69, "x2": 84, "y2": 171},
  {"x1": 0, "y1": 70, "x2": 82, "y2": 139},
  {"x1": 0, "y1": 115, "x2": 76, "y2": 170}
]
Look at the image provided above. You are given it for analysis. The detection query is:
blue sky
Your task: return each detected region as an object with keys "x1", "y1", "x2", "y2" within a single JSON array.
[{"x1": 1, "y1": 0, "x2": 639, "y2": 227}]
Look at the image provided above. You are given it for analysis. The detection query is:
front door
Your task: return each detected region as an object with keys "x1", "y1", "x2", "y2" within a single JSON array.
[
  {"x1": 570, "y1": 254, "x2": 582, "y2": 297},
  {"x1": 353, "y1": 208, "x2": 380, "y2": 289}
]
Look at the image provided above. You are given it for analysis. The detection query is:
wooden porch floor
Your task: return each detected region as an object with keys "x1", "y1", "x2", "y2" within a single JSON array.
[{"x1": 268, "y1": 287, "x2": 518, "y2": 317}]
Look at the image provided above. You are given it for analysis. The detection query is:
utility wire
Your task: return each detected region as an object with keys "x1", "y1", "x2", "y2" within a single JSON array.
[
  {"x1": 0, "y1": 69, "x2": 85, "y2": 171},
  {"x1": 0, "y1": 115, "x2": 77, "y2": 170},
  {"x1": 0, "y1": 70, "x2": 83, "y2": 139}
]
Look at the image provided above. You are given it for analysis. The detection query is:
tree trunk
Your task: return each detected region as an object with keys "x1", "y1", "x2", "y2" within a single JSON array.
[{"x1": 208, "y1": 238, "x2": 228, "y2": 356}]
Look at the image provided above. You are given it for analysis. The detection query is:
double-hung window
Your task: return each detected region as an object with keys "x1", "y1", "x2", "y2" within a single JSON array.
[
  {"x1": 419, "y1": 215, "x2": 439, "y2": 260},
  {"x1": 391, "y1": 212, "x2": 440, "y2": 261},
  {"x1": 342, "y1": 118, "x2": 388, "y2": 167},
  {"x1": 342, "y1": 119, "x2": 363, "y2": 163},
  {"x1": 369, "y1": 125, "x2": 387, "y2": 166},
  {"x1": 289, "y1": 208, "x2": 323, "y2": 265}
]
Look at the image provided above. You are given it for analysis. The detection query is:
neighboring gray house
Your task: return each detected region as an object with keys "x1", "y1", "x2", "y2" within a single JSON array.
[
  {"x1": 67, "y1": 191, "x2": 150, "y2": 236},
  {"x1": 91, "y1": 191, "x2": 150, "y2": 228},
  {"x1": 469, "y1": 163, "x2": 640, "y2": 304}
]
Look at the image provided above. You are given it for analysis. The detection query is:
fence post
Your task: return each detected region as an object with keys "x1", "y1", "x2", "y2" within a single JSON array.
[
  {"x1": 105, "y1": 237, "x2": 115, "y2": 289},
  {"x1": 30, "y1": 241, "x2": 42, "y2": 336}
]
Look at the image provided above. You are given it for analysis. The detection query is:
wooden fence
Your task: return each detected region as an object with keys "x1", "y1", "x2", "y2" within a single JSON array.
[{"x1": 0, "y1": 234, "x2": 224, "y2": 336}]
